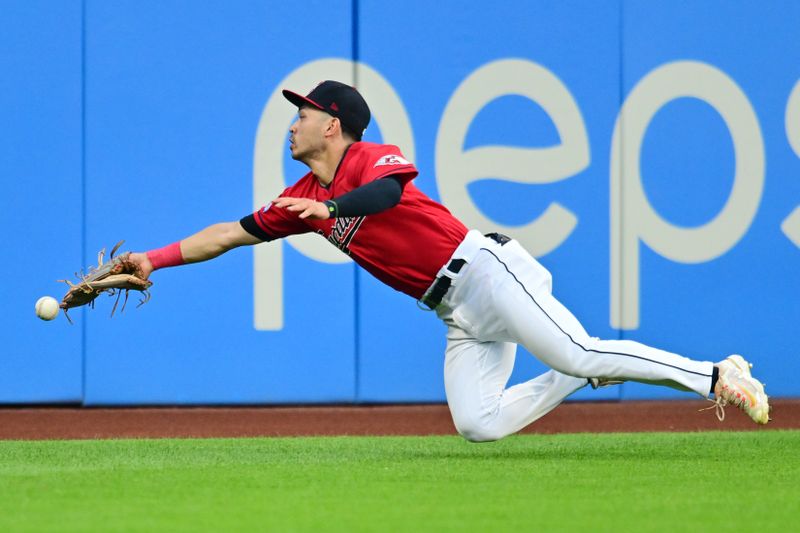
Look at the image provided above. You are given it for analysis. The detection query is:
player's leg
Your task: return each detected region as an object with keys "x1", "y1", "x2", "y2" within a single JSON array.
[
  {"x1": 436, "y1": 232, "x2": 767, "y2": 424},
  {"x1": 443, "y1": 325, "x2": 587, "y2": 442},
  {"x1": 491, "y1": 257, "x2": 769, "y2": 423},
  {"x1": 506, "y1": 289, "x2": 713, "y2": 394},
  {"x1": 443, "y1": 239, "x2": 713, "y2": 396}
]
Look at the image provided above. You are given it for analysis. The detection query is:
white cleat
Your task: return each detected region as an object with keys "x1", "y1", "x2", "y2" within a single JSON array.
[
  {"x1": 720, "y1": 354, "x2": 752, "y2": 377},
  {"x1": 712, "y1": 354, "x2": 770, "y2": 425}
]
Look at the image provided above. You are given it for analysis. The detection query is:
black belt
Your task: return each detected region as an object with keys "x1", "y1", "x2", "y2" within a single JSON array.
[
  {"x1": 421, "y1": 258, "x2": 466, "y2": 309},
  {"x1": 421, "y1": 232, "x2": 511, "y2": 309}
]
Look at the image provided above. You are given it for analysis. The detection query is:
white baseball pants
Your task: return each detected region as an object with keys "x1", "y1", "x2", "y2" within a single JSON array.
[{"x1": 430, "y1": 230, "x2": 715, "y2": 442}]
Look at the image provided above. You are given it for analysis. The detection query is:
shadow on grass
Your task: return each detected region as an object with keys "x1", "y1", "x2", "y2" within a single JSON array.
[{"x1": 394, "y1": 431, "x2": 796, "y2": 462}]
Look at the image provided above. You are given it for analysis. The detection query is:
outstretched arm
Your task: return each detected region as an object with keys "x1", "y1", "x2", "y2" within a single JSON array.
[{"x1": 129, "y1": 221, "x2": 262, "y2": 279}]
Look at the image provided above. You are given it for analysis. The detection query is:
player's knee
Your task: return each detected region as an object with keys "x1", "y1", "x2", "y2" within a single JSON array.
[{"x1": 454, "y1": 419, "x2": 504, "y2": 443}]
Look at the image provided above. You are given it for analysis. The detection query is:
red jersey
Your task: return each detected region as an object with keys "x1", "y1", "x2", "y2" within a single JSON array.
[{"x1": 249, "y1": 142, "x2": 468, "y2": 299}]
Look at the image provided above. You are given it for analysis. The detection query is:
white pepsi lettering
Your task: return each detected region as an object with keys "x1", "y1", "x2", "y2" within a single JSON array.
[
  {"x1": 436, "y1": 59, "x2": 588, "y2": 257},
  {"x1": 255, "y1": 58, "x2": 792, "y2": 333},
  {"x1": 782, "y1": 79, "x2": 800, "y2": 247},
  {"x1": 610, "y1": 61, "x2": 764, "y2": 329}
]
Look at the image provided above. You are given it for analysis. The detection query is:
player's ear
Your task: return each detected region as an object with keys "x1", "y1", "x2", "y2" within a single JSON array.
[{"x1": 325, "y1": 116, "x2": 342, "y2": 138}]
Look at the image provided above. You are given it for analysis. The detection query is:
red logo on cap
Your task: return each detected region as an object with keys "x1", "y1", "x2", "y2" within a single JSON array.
[{"x1": 330, "y1": 102, "x2": 339, "y2": 111}]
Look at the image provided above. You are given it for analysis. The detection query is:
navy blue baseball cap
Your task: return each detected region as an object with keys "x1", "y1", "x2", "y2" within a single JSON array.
[{"x1": 283, "y1": 80, "x2": 371, "y2": 138}]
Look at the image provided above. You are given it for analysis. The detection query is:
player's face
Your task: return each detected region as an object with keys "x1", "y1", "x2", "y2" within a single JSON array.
[{"x1": 289, "y1": 106, "x2": 333, "y2": 162}]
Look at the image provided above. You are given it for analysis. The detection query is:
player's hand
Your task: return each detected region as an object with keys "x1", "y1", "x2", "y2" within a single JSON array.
[
  {"x1": 127, "y1": 252, "x2": 154, "y2": 280},
  {"x1": 272, "y1": 197, "x2": 331, "y2": 220}
]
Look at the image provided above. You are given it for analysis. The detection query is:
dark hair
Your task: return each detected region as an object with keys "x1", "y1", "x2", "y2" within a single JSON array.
[{"x1": 341, "y1": 123, "x2": 362, "y2": 142}]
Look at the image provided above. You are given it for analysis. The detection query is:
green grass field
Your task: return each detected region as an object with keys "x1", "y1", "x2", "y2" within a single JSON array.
[{"x1": 1, "y1": 431, "x2": 797, "y2": 532}]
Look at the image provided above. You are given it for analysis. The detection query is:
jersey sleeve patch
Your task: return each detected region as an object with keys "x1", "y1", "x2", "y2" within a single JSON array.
[{"x1": 373, "y1": 154, "x2": 411, "y2": 168}]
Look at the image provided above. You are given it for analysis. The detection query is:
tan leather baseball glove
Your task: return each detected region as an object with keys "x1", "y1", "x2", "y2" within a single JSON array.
[{"x1": 59, "y1": 241, "x2": 152, "y2": 323}]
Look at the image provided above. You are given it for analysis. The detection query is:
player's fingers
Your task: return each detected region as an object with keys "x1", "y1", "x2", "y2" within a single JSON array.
[
  {"x1": 283, "y1": 200, "x2": 307, "y2": 212},
  {"x1": 272, "y1": 197, "x2": 297, "y2": 208}
]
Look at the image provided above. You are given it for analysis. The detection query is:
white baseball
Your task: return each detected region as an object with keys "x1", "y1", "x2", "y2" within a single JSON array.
[{"x1": 35, "y1": 296, "x2": 60, "y2": 321}]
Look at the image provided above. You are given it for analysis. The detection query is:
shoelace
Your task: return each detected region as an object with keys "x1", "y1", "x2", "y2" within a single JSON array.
[
  {"x1": 701, "y1": 370, "x2": 751, "y2": 422},
  {"x1": 699, "y1": 397, "x2": 727, "y2": 421}
]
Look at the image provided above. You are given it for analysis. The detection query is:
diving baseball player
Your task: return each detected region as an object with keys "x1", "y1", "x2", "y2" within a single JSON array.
[{"x1": 129, "y1": 80, "x2": 770, "y2": 441}]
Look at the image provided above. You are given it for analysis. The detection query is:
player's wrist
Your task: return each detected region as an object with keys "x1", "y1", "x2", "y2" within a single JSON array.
[
  {"x1": 146, "y1": 241, "x2": 185, "y2": 270},
  {"x1": 129, "y1": 252, "x2": 154, "y2": 279},
  {"x1": 323, "y1": 200, "x2": 338, "y2": 219}
]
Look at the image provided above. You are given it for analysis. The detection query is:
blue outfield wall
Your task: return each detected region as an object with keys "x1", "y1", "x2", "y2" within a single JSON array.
[
  {"x1": 0, "y1": 0, "x2": 798, "y2": 404},
  {"x1": 0, "y1": 0, "x2": 83, "y2": 402}
]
